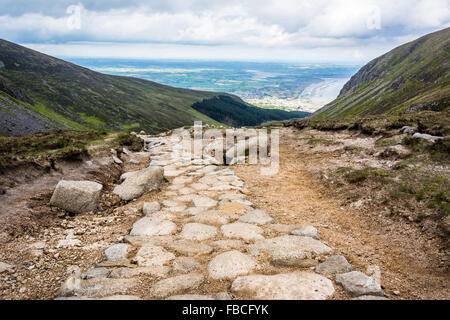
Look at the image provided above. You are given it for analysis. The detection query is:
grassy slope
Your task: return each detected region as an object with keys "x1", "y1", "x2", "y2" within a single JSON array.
[
  {"x1": 314, "y1": 27, "x2": 450, "y2": 119},
  {"x1": 0, "y1": 39, "x2": 239, "y2": 134}
]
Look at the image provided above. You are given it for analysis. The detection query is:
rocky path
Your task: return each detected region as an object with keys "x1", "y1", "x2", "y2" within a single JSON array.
[{"x1": 56, "y1": 131, "x2": 388, "y2": 300}]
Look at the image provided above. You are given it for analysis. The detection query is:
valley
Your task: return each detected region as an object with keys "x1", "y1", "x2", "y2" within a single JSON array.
[{"x1": 72, "y1": 58, "x2": 359, "y2": 113}]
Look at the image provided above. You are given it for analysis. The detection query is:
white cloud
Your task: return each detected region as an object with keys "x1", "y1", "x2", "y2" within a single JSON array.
[{"x1": 0, "y1": 0, "x2": 449, "y2": 61}]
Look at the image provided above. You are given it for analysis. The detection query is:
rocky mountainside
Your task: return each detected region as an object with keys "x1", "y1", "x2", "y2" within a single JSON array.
[
  {"x1": 0, "y1": 39, "x2": 307, "y2": 136},
  {"x1": 314, "y1": 27, "x2": 450, "y2": 119}
]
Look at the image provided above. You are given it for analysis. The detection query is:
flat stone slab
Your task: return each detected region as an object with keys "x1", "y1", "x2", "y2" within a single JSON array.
[
  {"x1": 133, "y1": 245, "x2": 175, "y2": 267},
  {"x1": 212, "y1": 240, "x2": 245, "y2": 251},
  {"x1": 180, "y1": 223, "x2": 217, "y2": 241},
  {"x1": 166, "y1": 206, "x2": 187, "y2": 213},
  {"x1": 190, "y1": 183, "x2": 209, "y2": 191},
  {"x1": 60, "y1": 278, "x2": 137, "y2": 297},
  {"x1": 271, "y1": 258, "x2": 318, "y2": 268},
  {"x1": 152, "y1": 211, "x2": 176, "y2": 220},
  {"x1": 218, "y1": 193, "x2": 245, "y2": 201},
  {"x1": 104, "y1": 243, "x2": 130, "y2": 261},
  {"x1": 208, "y1": 250, "x2": 258, "y2": 280},
  {"x1": 149, "y1": 273, "x2": 204, "y2": 298},
  {"x1": 113, "y1": 156, "x2": 123, "y2": 164},
  {"x1": 129, "y1": 217, "x2": 177, "y2": 236},
  {"x1": 248, "y1": 235, "x2": 332, "y2": 260},
  {"x1": 291, "y1": 226, "x2": 318, "y2": 239},
  {"x1": 50, "y1": 180, "x2": 103, "y2": 214},
  {"x1": 198, "y1": 176, "x2": 220, "y2": 185},
  {"x1": 186, "y1": 207, "x2": 206, "y2": 216},
  {"x1": 0, "y1": 262, "x2": 14, "y2": 273},
  {"x1": 120, "y1": 171, "x2": 138, "y2": 181},
  {"x1": 197, "y1": 165, "x2": 219, "y2": 174},
  {"x1": 143, "y1": 202, "x2": 161, "y2": 215},
  {"x1": 221, "y1": 223, "x2": 264, "y2": 241},
  {"x1": 231, "y1": 272, "x2": 335, "y2": 300},
  {"x1": 335, "y1": 271, "x2": 382, "y2": 296},
  {"x1": 266, "y1": 224, "x2": 299, "y2": 234},
  {"x1": 210, "y1": 184, "x2": 235, "y2": 191},
  {"x1": 173, "y1": 176, "x2": 193, "y2": 184},
  {"x1": 315, "y1": 255, "x2": 352, "y2": 276},
  {"x1": 81, "y1": 267, "x2": 109, "y2": 280},
  {"x1": 239, "y1": 210, "x2": 273, "y2": 225},
  {"x1": 192, "y1": 210, "x2": 239, "y2": 226},
  {"x1": 192, "y1": 196, "x2": 218, "y2": 208},
  {"x1": 168, "y1": 240, "x2": 213, "y2": 256},
  {"x1": 214, "y1": 168, "x2": 235, "y2": 176},
  {"x1": 162, "y1": 200, "x2": 179, "y2": 207},
  {"x1": 125, "y1": 235, "x2": 174, "y2": 247},
  {"x1": 232, "y1": 199, "x2": 252, "y2": 206},
  {"x1": 172, "y1": 257, "x2": 200, "y2": 274},
  {"x1": 109, "y1": 266, "x2": 170, "y2": 279},
  {"x1": 179, "y1": 187, "x2": 195, "y2": 195}
]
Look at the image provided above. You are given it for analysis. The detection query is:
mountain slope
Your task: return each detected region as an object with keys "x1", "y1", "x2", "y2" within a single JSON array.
[
  {"x1": 0, "y1": 39, "x2": 229, "y2": 135},
  {"x1": 314, "y1": 27, "x2": 450, "y2": 119},
  {"x1": 0, "y1": 39, "x2": 307, "y2": 136}
]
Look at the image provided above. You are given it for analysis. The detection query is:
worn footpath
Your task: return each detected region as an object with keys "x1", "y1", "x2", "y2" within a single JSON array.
[{"x1": 53, "y1": 129, "x2": 388, "y2": 300}]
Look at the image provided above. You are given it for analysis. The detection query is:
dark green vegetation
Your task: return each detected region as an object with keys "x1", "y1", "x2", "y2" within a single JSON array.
[
  {"x1": 0, "y1": 130, "x2": 104, "y2": 164},
  {"x1": 289, "y1": 110, "x2": 450, "y2": 163},
  {"x1": 334, "y1": 165, "x2": 449, "y2": 217},
  {"x1": 288, "y1": 110, "x2": 450, "y2": 136},
  {"x1": 0, "y1": 130, "x2": 140, "y2": 165},
  {"x1": 192, "y1": 95, "x2": 309, "y2": 127},
  {"x1": 314, "y1": 27, "x2": 450, "y2": 119},
  {"x1": 0, "y1": 39, "x2": 263, "y2": 135},
  {"x1": 337, "y1": 167, "x2": 391, "y2": 184},
  {"x1": 390, "y1": 174, "x2": 449, "y2": 217},
  {"x1": 113, "y1": 132, "x2": 144, "y2": 152}
]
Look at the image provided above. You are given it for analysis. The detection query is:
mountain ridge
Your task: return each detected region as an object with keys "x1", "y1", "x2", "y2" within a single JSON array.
[
  {"x1": 313, "y1": 27, "x2": 450, "y2": 119},
  {"x1": 0, "y1": 39, "x2": 307, "y2": 136}
]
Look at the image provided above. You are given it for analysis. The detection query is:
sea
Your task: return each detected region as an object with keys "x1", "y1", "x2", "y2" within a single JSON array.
[{"x1": 68, "y1": 59, "x2": 361, "y2": 113}]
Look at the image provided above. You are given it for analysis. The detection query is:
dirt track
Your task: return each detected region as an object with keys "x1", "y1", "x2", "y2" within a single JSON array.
[
  {"x1": 234, "y1": 128, "x2": 449, "y2": 299},
  {"x1": 0, "y1": 128, "x2": 448, "y2": 300}
]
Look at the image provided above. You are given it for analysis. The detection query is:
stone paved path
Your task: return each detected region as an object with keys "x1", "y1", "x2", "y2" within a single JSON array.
[{"x1": 56, "y1": 131, "x2": 387, "y2": 300}]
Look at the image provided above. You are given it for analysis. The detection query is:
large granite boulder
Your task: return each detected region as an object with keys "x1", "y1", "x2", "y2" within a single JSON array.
[
  {"x1": 113, "y1": 166, "x2": 164, "y2": 201},
  {"x1": 50, "y1": 180, "x2": 103, "y2": 214}
]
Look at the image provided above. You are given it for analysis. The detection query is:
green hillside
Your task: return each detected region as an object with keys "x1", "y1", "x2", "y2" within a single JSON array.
[
  {"x1": 0, "y1": 39, "x2": 246, "y2": 135},
  {"x1": 314, "y1": 27, "x2": 450, "y2": 119}
]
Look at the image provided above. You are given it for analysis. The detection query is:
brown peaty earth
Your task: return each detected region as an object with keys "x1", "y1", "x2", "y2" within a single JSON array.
[{"x1": 233, "y1": 127, "x2": 449, "y2": 300}]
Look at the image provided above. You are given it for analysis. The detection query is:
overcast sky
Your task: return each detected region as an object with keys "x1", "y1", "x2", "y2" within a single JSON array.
[{"x1": 0, "y1": 0, "x2": 449, "y2": 63}]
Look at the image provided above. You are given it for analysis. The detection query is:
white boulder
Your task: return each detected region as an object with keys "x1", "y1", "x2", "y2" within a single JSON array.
[{"x1": 50, "y1": 180, "x2": 103, "y2": 214}]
